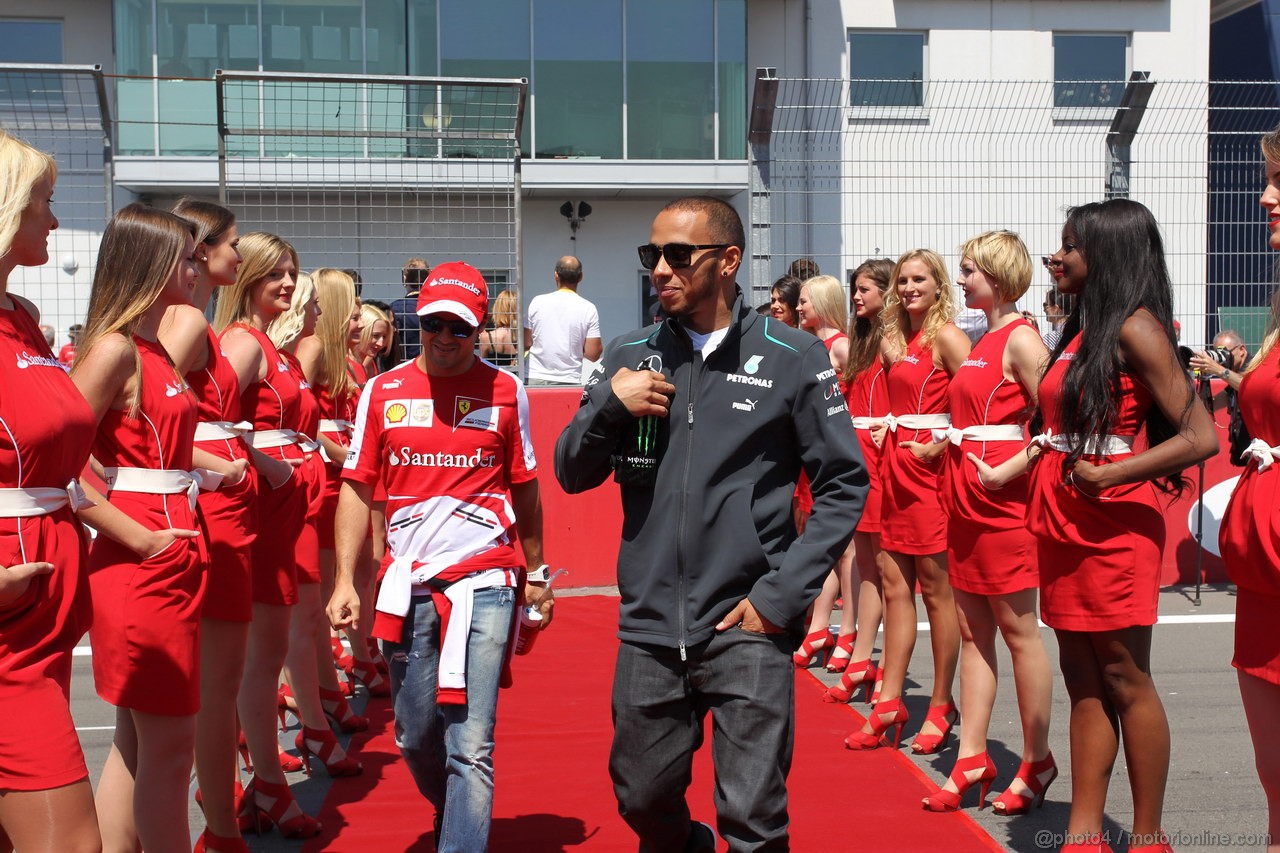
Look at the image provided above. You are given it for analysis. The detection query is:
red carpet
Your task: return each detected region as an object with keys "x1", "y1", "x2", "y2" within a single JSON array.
[{"x1": 304, "y1": 596, "x2": 1002, "y2": 852}]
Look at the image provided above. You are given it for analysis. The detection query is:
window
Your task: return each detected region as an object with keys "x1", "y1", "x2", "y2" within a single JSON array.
[
  {"x1": 848, "y1": 31, "x2": 925, "y2": 108},
  {"x1": 1053, "y1": 34, "x2": 1126, "y2": 109},
  {"x1": 533, "y1": 0, "x2": 623, "y2": 160},
  {"x1": 627, "y1": 0, "x2": 716, "y2": 160},
  {"x1": 0, "y1": 19, "x2": 64, "y2": 105}
]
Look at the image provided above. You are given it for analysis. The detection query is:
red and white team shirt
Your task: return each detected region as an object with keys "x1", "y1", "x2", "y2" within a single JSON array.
[{"x1": 344, "y1": 357, "x2": 537, "y2": 622}]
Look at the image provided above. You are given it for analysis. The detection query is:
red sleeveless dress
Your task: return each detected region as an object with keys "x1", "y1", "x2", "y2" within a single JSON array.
[
  {"x1": 226, "y1": 324, "x2": 307, "y2": 606},
  {"x1": 943, "y1": 319, "x2": 1037, "y2": 594},
  {"x1": 88, "y1": 336, "x2": 206, "y2": 715},
  {"x1": 846, "y1": 360, "x2": 888, "y2": 534},
  {"x1": 1220, "y1": 346, "x2": 1280, "y2": 685},
  {"x1": 189, "y1": 327, "x2": 258, "y2": 622},
  {"x1": 283, "y1": 350, "x2": 324, "y2": 585},
  {"x1": 1027, "y1": 334, "x2": 1164, "y2": 631},
  {"x1": 794, "y1": 333, "x2": 847, "y2": 516},
  {"x1": 0, "y1": 301, "x2": 95, "y2": 789},
  {"x1": 880, "y1": 327, "x2": 953, "y2": 555}
]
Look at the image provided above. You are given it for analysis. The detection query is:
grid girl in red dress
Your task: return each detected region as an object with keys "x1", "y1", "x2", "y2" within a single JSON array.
[
  {"x1": 1031, "y1": 200, "x2": 1215, "y2": 853},
  {"x1": 0, "y1": 131, "x2": 100, "y2": 853},
  {"x1": 70, "y1": 203, "x2": 205, "y2": 853}
]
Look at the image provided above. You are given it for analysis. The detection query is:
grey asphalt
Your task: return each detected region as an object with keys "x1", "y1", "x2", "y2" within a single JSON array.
[{"x1": 68, "y1": 585, "x2": 1268, "y2": 852}]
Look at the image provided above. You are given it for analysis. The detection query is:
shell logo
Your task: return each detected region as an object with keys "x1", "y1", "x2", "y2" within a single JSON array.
[{"x1": 386, "y1": 403, "x2": 408, "y2": 424}]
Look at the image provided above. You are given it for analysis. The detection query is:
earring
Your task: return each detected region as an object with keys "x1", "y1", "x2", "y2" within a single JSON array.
[{"x1": 199, "y1": 256, "x2": 208, "y2": 262}]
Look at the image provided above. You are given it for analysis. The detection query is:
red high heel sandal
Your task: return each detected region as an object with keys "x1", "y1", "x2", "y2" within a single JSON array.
[
  {"x1": 791, "y1": 629, "x2": 835, "y2": 667},
  {"x1": 277, "y1": 683, "x2": 298, "y2": 730},
  {"x1": 236, "y1": 730, "x2": 253, "y2": 774},
  {"x1": 824, "y1": 632, "x2": 856, "y2": 672},
  {"x1": 992, "y1": 752, "x2": 1058, "y2": 815},
  {"x1": 367, "y1": 638, "x2": 389, "y2": 677},
  {"x1": 295, "y1": 725, "x2": 363, "y2": 777},
  {"x1": 1127, "y1": 832, "x2": 1172, "y2": 853},
  {"x1": 195, "y1": 779, "x2": 245, "y2": 816},
  {"x1": 330, "y1": 635, "x2": 346, "y2": 665},
  {"x1": 910, "y1": 700, "x2": 959, "y2": 755},
  {"x1": 845, "y1": 697, "x2": 908, "y2": 750},
  {"x1": 921, "y1": 752, "x2": 997, "y2": 812},
  {"x1": 237, "y1": 775, "x2": 321, "y2": 839},
  {"x1": 194, "y1": 829, "x2": 251, "y2": 853},
  {"x1": 344, "y1": 658, "x2": 391, "y2": 698},
  {"x1": 278, "y1": 747, "x2": 304, "y2": 773},
  {"x1": 320, "y1": 685, "x2": 369, "y2": 732},
  {"x1": 822, "y1": 659, "x2": 878, "y2": 704}
]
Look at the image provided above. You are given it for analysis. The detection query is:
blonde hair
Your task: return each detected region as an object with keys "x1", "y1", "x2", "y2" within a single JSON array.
[
  {"x1": 959, "y1": 231, "x2": 1033, "y2": 303},
  {"x1": 74, "y1": 203, "x2": 195, "y2": 414},
  {"x1": 308, "y1": 267, "x2": 358, "y2": 400},
  {"x1": 359, "y1": 302, "x2": 393, "y2": 360},
  {"x1": 490, "y1": 289, "x2": 519, "y2": 331},
  {"x1": 212, "y1": 231, "x2": 298, "y2": 332},
  {"x1": 267, "y1": 271, "x2": 314, "y2": 351},
  {"x1": 881, "y1": 249, "x2": 956, "y2": 353},
  {"x1": 0, "y1": 131, "x2": 58, "y2": 261},
  {"x1": 800, "y1": 275, "x2": 848, "y2": 333}
]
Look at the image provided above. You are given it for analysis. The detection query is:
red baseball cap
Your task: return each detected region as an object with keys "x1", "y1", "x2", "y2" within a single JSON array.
[{"x1": 415, "y1": 261, "x2": 489, "y2": 327}]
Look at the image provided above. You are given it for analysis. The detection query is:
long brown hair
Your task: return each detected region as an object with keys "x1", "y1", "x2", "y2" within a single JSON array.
[
  {"x1": 171, "y1": 196, "x2": 234, "y2": 248},
  {"x1": 212, "y1": 231, "x2": 298, "y2": 332},
  {"x1": 75, "y1": 203, "x2": 195, "y2": 414},
  {"x1": 843, "y1": 258, "x2": 893, "y2": 386}
]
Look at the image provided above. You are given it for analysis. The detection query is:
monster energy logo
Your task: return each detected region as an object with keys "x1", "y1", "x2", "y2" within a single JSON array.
[{"x1": 636, "y1": 415, "x2": 659, "y2": 456}]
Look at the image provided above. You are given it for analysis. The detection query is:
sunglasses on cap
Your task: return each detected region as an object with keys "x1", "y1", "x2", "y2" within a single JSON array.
[
  {"x1": 637, "y1": 242, "x2": 731, "y2": 271},
  {"x1": 419, "y1": 315, "x2": 476, "y2": 338}
]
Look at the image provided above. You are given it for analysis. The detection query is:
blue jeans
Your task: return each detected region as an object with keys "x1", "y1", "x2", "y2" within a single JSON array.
[
  {"x1": 609, "y1": 628, "x2": 796, "y2": 852},
  {"x1": 385, "y1": 587, "x2": 515, "y2": 853}
]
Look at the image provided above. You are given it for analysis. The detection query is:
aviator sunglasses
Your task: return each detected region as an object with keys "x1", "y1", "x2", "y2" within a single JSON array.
[
  {"x1": 637, "y1": 242, "x2": 731, "y2": 270},
  {"x1": 420, "y1": 315, "x2": 476, "y2": 338}
]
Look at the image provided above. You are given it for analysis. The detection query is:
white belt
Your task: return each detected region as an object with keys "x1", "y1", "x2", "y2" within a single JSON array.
[
  {"x1": 318, "y1": 419, "x2": 351, "y2": 435},
  {"x1": 1031, "y1": 430, "x2": 1134, "y2": 457},
  {"x1": 194, "y1": 420, "x2": 252, "y2": 442},
  {"x1": 932, "y1": 424, "x2": 1025, "y2": 445},
  {"x1": 887, "y1": 413, "x2": 952, "y2": 432},
  {"x1": 0, "y1": 480, "x2": 94, "y2": 518},
  {"x1": 851, "y1": 416, "x2": 888, "y2": 431},
  {"x1": 246, "y1": 429, "x2": 299, "y2": 449},
  {"x1": 102, "y1": 467, "x2": 223, "y2": 510},
  {"x1": 1245, "y1": 438, "x2": 1280, "y2": 471}
]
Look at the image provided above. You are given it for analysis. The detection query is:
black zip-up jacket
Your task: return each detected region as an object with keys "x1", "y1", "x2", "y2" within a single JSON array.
[{"x1": 554, "y1": 291, "x2": 868, "y2": 654}]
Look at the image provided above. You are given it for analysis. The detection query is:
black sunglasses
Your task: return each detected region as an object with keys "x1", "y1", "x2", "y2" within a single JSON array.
[
  {"x1": 637, "y1": 242, "x2": 731, "y2": 271},
  {"x1": 420, "y1": 315, "x2": 476, "y2": 338}
]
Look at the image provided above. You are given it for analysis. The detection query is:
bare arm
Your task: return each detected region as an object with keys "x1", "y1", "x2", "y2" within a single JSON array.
[
  {"x1": 1073, "y1": 310, "x2": 1218, "y2": 494},
  {"x1": 934, "y1": 323, "x2": 972, "y2": 376},
  {"x1": 827, "y1": 335, "x2": 850, "y2": 373},
  {"x1": 584, "y1": 337, "x2": 603, "y2": 362},
  {"x1": 510, "y1": 477, "x2": 553, "y2": 626},
  {"x1": 158, "y1": 303, "x2": 210, "y2": 375},
  {"x1": 327, "y1": 479, "x2": 373, "y2": 631},
  {"x1": 522, "y1": 327, "x2": 534, "y2": 354},
  {"x1": 966, "y1": 324, "x2": 1050, "y2": 489}
]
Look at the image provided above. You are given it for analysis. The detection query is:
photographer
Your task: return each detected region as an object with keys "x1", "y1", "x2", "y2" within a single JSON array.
[{"x1": 1188, "y1": 329, "x2": 1251, "y2": 465}]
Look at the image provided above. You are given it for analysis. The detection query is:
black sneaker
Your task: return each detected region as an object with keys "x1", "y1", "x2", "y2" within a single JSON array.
[{"x1": 684, "y1": 820, "x2": 717, "y2": 853}]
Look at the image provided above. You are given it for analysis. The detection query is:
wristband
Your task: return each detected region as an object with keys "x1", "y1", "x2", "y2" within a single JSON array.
[{"x1": 526, "y1": 564, "x2": 551, "y2": 583}]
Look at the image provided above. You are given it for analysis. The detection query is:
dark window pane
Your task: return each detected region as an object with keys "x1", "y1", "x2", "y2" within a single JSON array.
[
  {"x1": 848, "y1": 32, "x2": 924, "y2": 107},
  {"x1": 718, "y1": 0, "x2": 747, "y2": 159},
  {"x1": 533, "y1": 0, "x2": 623, "y2": 159},
  {"x1": 0, "y1": 20, "x2": 63, "y2": 63},
  {"x1": 1054, "y1": 34, "x2": 1125, "y2": 108},
  {"x1": 441, "y1": 0, "x2": 531, "y2": 156},
  {"x1": 627, "y1": 0, "x2": 715, "y2": 160}
]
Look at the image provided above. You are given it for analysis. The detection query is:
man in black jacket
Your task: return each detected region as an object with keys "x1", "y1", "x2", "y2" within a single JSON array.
[{"x1": 554, "y1": 197, "x2": 867, "y2": 852}]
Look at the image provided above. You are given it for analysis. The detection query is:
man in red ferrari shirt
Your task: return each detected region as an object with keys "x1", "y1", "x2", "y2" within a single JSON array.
[{"x1": 327, "y1": 262, "x2": 553, "y2": 852}]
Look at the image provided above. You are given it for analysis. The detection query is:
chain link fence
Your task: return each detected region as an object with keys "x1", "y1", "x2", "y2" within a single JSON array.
[
  {"x1": 215, "y1": 70, "x2": 525, "y2": 362},
  {"x1": 750, "y1": 75, "x2": 1279, "y2": 351},
  {"x1": 0, "y1": 63, "x2": 112, "y2": 351}
]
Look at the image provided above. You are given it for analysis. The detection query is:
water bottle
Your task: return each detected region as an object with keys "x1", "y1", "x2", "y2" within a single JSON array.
[{"x1": 514, "y1": 567, "x2": 567, "y2": 656}]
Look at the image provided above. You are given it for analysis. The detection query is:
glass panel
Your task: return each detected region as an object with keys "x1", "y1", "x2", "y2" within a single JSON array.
[
  {"x1": 627, "y1": 0, "x2": 715, "y2": 160},
  {"x1": 406, "y1": 0, "x2": 439, "y2": 157},
  {"x1": 441, "y1": 0, "x2": 530, "y2": 156},
  {"x1": 848, "y1": 32, "x2": 924, "y2": 107},
  {"x1": 155, "y1": 0, "x2": 258, "y2": 155},
  {"x1": 532, "y1": 0, "x2": 622, "y2": 159},
  {"x1": 1054, "y1": 34, "x2": 1126, "y2": 108},
  {"x1": 0, "y1": 20, "x2": 63, "y2": 63},
  {"x1": 717, "y1": 0, "x2": 747, "y2": 160},
  {"x1": 262, "y1": 1, "x2": 364, "y2": 73}
]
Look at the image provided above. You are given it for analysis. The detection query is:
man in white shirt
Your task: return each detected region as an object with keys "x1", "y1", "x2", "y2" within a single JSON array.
[{"x1": 524, "y1": 256, "x2": 602, "y2": 385}]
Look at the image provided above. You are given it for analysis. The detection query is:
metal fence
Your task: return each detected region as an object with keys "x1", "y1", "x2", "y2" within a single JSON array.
[
  {"x1": 749, "y1": 74, "x2": 1280, "y2": 351},
  {"x1": 215, "y1": 70, "x2": 525, "y2": 362},
  {"x1": 0, "y1": 63, "x2": 112, "y2": 352}
]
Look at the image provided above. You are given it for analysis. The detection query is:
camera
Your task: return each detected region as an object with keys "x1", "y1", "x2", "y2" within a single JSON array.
[{"x1": 1176, "y1": 345, "x2": 1233, "y2": 371}]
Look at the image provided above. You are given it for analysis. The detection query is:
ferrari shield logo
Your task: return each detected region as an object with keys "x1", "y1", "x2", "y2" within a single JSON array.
[{"x1": 458, "y1": 400, "x2": 471, "y2": 415}]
